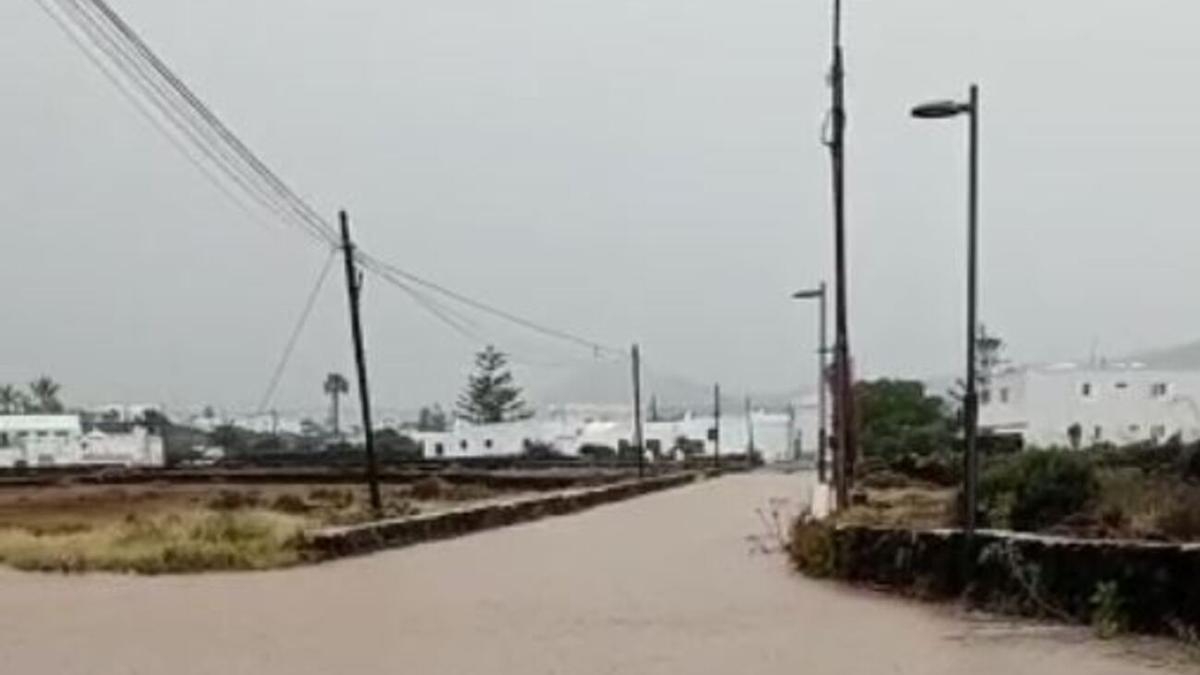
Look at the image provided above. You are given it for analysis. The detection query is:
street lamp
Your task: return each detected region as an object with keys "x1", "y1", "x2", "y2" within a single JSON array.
[
  {"x1": 911, "y1": 84, "x2": 980, "y2": 536},
  {"x1": 792, "y1": 285, "x2": 829, "y2": 484}
]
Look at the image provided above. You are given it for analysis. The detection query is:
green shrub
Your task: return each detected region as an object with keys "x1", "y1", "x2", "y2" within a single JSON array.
[
  {"x1": 981, "y1": 451, "x2": 1098, "y2": 531},
  {"x1": 887, "y1": 451, "x2": 962, "y2": 487},
  {"x1": 578, "y1": 444, "x2": 616, "y2": 461},
  {"x1": 1154, "y1": 490, "x2": 1200, "y2": 540},
  {"x1": 788, "y1": 518, "x2": 837, "y2": 577},
  {"x1": 1091, "y1": 581, "x2": 1127, "y2": 638}
]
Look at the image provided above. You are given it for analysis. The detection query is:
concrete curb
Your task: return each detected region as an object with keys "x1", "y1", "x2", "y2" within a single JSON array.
[{"x1": 307, "y1": 472, "x2": 701, "y2": 560}]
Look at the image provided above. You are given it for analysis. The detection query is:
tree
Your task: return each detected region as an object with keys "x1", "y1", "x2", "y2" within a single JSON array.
[
  {"x1": 455, "y1": 346, "x2": 533, "y2": 425},
  {"x1": 375, "y1": 428, "x2": 422, "y2": 459},
  {"x1": 27, "y1": 376, "x2": 63, "y2": 413},
  {"x1": 417, "y1": 404, "x2": 450, "y2": 432},
  {"x1": 856, "y1": 379, "x2": 956, "y2": 460},
  {"x1": 948, "y1": 324, "x2": 1007, "y2": 403},
  {"x1": 976, "y1": 324, "x2": 1006, "y2": 391},
  {"x1": 323, "y1": 373, "x2": 350, "y2": 437},
  {"x1": 0, "y1": 385, "x2": 27, "y2": 415}
]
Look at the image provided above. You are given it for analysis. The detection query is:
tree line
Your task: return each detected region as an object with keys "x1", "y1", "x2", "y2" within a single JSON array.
[{"x1": 0, "y1": 377, "x2": 65, "y2": 415}]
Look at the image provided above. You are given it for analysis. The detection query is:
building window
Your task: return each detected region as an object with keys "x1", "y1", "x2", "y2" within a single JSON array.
[
  {"x1": 435, "y1": 443, "x2": 445, "y2": 457},
  {"x1": 1093, "y1": 425, "x2": 1103, "y2": 441},
  {"x1": 980, "y1": 389, "x2": 991, "y2": 406},
  {"x1": 999, "y1": 388, "x2": 1010, "y2": 404},
  {"x1": 1115, "y1": 381, "x2": 1128, "y2": 390},
  {"x1": 1151, "y1": 425, "x2": 1167, "y2": 441},
  {"x1": 484, "y1": 439, "x2": 493, "y2": 449},
  {"x1": 1151, "y1": 383, "x2": 1169, "y2": 398},
  {"x1": 459, "y1": 440, "x2": 468, "y2": 450},
  {"x1": 1081, "y1": 383, "x2": 1093, "y2": 397}
]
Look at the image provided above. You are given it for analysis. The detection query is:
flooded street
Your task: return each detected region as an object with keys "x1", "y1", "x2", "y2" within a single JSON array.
[{"x1": 0, "y1": 473, "x2": 1182, "y2": 674}]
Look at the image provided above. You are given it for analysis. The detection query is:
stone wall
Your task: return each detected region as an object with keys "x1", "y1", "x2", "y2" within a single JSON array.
[
  {"x1": 821, "y1": 525, "x2": 1200, "y2": 635},
  {"x1": 308, "y1": 472, "x2": 701, "y2": 560}
]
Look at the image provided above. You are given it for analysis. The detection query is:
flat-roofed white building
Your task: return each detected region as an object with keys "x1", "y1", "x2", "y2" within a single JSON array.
[
  {"x1": 408, "y1": 409, "x2": 793, "y2": 461},
  {"x1": 0, "y1": 415, "x2": 164, "y2": 468},
  {"x1": 980, "y1": 362, "x2": 1200, "y2": 448}
]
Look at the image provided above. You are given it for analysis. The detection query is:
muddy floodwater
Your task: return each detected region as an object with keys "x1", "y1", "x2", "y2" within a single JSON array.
[{"x1": 0, "y1": 473, "x2": 1186, "y2": 674}]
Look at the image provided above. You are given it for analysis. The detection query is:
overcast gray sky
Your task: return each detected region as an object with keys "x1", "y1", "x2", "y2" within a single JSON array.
[{"x1": 3, "y1": 0, "x2": 1199, "y2": 415}]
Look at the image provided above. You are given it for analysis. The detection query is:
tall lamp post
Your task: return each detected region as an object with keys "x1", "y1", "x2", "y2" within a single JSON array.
[
  {"x1": 792, "y1": 284, "x2": 828, "y2": 483},
  {"x1": 911, "y1": 84, "x2": 981, "y2": 536}
]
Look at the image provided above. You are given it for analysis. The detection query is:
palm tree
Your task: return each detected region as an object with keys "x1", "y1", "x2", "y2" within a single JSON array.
[
  {"x1": 28, "y1": 377, "x2": 63, "y2": 414},
  {"x1": 323, "y1": 373, "x2": 350, "y2": 438},
  {"x1": 0, "y1": 385, "x2": 24, "y2": 415}
]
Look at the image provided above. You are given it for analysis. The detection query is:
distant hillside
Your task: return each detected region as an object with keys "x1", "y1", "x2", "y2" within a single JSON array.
[
  {"x1": 533, "y1": 362, "x2": 713, "y2": 407},
  {"x1": 530, "y1": 362, "x2": 800, "y2": 411},
  {"x1": 1125, "y1": 339, "x2": 1200, "y2": 370}
]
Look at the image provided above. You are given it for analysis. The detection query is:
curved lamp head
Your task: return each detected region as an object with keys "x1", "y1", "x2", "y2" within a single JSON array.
[
  {"x1": 911, "y1": 100, "x2": 971, "y2": 119},
  {"x1": 792, "y1": 288, "x2": 823, "y2": 300}
]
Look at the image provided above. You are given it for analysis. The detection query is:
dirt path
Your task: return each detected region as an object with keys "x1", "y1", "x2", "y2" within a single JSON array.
[{"x1": 0, "y1": 473, "x2": 1185, "y2": 674}]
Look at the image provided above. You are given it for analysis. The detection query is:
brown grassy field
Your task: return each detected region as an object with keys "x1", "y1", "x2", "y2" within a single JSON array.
[{"x1": 0, "y1": 478, "x2": 511, "y2": 574}]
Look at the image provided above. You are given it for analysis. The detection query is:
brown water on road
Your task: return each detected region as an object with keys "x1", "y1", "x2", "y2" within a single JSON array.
[{"x1": 0, "y1": 473, "x2": 1185, "y2": 674}]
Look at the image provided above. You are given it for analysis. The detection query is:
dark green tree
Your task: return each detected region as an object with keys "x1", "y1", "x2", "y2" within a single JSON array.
[
  {"x1": 456, "y1": 346, "x2": 533, "y2": 424},
  {"x1": 0, "y1": 385, "x2": 27, "y2": 415},
  {"x1": 856, "y1": 379, "x2": 955, "y2": 460},
  {"x1": 28, "y1": 376, "x2": 63, "y2": 413},
  {"x1": 417, "y1": 404, "x2": 450, "y2": 432},
  {"x1": 323, "y1": 373, "x2": 349, "y2": 437}
]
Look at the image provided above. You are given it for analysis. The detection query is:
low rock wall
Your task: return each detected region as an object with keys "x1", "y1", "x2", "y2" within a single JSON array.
[
  {"x1": 309, "y1": 472, "x2": 700, "y2": 559},
  {"x1": 825, "y1": 525, "x2": 1200, "y2": 635}
]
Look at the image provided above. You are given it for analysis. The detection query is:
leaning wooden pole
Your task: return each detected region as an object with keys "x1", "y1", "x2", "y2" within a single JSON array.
[{"x1": 339, "y1": 210, "x2": 382, "y2": 513}]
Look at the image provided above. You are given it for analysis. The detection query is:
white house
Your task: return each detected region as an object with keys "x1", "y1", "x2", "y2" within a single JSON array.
[
  {"x1": 979, "y1": 362, "x2": 1200, "y2": 448},
  {"x1": 408, "y1": 408, "x2": 793, "y2": 461},
  {"x1": 0, "y1": 415, "x2": 164, "y2": 468}
]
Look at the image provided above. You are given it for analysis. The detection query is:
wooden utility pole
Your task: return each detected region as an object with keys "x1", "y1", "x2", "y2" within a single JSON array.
[
  {"x1": 713, "y1": 383, "x2": 721, "y2": 472},
  {"x1": 827, "y1": 0, "x2": 856, "y2": 509},
  {"x1": 339, "y1": 210, "x2": 382, "y2": 513},
  {"x1": 631, "y1": 344, "x2": 645, "y2": 478}
]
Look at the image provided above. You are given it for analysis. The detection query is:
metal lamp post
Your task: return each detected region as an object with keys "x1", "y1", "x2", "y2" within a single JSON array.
[
  {"x1": 911, "y1": 84, "x2": 981, "y2": 536},
  {"x1": 792, "y1": 285, "x2": 829, "y2": 483}
]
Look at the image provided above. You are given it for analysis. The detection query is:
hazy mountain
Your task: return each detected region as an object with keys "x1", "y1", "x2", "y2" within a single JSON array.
[
  {"x1": 1124, "y1": 339, "x2": 1200, "y2": 370},
  {"x1": 531, "y1": 362, "x2": 803, "y2": 411}
]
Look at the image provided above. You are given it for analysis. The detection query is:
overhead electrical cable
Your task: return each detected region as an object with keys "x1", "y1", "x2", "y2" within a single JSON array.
[
  {"x1": 256, "y1": 249, "x2": 338, "y2": 414},
  {"x1": 35, "y1": 0, "x2": 626, "y2": 362}
]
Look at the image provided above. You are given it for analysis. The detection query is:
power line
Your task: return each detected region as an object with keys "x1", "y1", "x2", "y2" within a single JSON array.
[
  {"x1": 256, "y1": 249, "x2": 338, "y2": 414},
  {"x1": 359, "y1": 253, "x2": 625, "y2": 358},
  {"x1": 36, "y1": 0, "x2": 624, "y2": 361},
  {"x1": 32, "y1": 0, "x2": 289, "y2": 238},
  {"x1": 53, "y1": 0, "x2": 333, "y2": 246}
]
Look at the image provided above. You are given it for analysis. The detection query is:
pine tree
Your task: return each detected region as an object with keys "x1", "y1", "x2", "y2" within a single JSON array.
[{"x1": 456, "y1": 346, "x2": 533, "y2": 424}]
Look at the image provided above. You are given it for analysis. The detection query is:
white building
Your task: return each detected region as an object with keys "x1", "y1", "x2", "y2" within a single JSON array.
[
  {"x1": 980, "y1": 362, "x2": 1200, "y2": 448},
  {"x1": 408, "y1": 409, "x2": 793, "y2": 461},
  {"x1": 0, "y1": 415, "x2": 164, "y2": 468}
]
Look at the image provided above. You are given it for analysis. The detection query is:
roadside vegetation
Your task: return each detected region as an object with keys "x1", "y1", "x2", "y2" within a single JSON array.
[
  {"x1": 825, "y1": 378, "x2": 1200, "y2": 542},
  {"x1": 0, "y1": 479, "x2": 506, "y2": 574}
]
